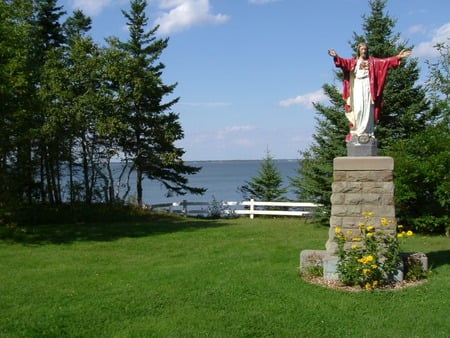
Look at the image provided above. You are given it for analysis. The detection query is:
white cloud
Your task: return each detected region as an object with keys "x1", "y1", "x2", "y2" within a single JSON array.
[
  {"x1": 408, "y1": 24, "x2": 426, "y2": 35},
  {"x1": 279, "y1": 89, "x2": 327, "y2": 108},
  {"x1": 155, "y1": 0, "x2": 230, "y2": 35},
  {"x1": 413, "y1": 22, "x2": 450, "y2": 58},
  {"x1": 217, "y1": 125, "x2": 256, "y2": 140}
]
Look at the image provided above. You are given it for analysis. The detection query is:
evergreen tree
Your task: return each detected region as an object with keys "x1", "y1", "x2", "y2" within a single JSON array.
[
  {"x1": 351, "y1": 0, "x2": 429, "y2": 148},
  {"x1": 290, "y1": 84, "x2": 347, "y2": 223},
  {"x1": 110, "y1": 0, "x2": 204, "y2": 207},
  {"x1": 290, "y1": 0, "x2": 428, "y2": 224},
  {"x1": 385, "y1": 42, "x2": 449, "y2": 233},
  {"x1": 0, "y1": 0, "x2": 34, "y2": 206},
  {"x1": 240, "y1": 150, "x2": 287, "y2": 201}
]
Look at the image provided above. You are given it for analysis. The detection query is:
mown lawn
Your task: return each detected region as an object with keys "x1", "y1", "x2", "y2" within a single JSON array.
[{"x1": 0, "y1": 215, "x2": 449, "y2": 337}]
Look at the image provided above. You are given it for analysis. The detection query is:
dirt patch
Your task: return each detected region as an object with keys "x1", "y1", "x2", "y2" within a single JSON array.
[{"x1": 302, "y1": 275, "x2": 427, "y2": 292}]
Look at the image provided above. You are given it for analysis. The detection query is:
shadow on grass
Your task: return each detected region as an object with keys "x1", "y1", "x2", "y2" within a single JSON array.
[
  {"x1": 426, "y1": 250, "x2": 450, "y2": 269},
  {"x1": 0, "y1": 214, "x2": 230, "y2": 245}
]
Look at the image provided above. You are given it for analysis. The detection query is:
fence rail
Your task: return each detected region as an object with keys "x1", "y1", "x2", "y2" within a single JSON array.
[{"x1": 145, "y1": 199, "x2": 319, "y2": 218}]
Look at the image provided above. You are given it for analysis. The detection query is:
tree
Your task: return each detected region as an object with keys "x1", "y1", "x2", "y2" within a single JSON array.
[
  {"x1": 239, "y1": 150, "x2": 287, "y2": 201},
  {"x1": 290, "y1": 0, "x2": 428, "y2": 224},
  {"x1": 110, "y1": 0, "x2": 204, "y2": 207},
  {"x1": 290, "y1": 84, "x2": 348, "y2": 223},
  {"x1": 0, "y1": 0, "x2": 32, "y2": 206},
  {"x1": 351, "y1": 0, "x2": 429, "y2": 148},
  {"x1": 385, "y1": 41, "x2": 449, "y2": 233}
]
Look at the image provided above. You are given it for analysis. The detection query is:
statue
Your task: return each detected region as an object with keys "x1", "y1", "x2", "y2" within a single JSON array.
[{"x1": 328, "y1": 43, "x2": 411, "y2": 142}]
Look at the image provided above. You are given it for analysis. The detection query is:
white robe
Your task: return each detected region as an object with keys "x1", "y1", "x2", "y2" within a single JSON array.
[{"x1": 347, "y1": 59, "x2": 375, "y2": 136}]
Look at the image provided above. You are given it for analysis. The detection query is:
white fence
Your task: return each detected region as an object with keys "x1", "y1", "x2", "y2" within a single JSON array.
[{"x1": 145, "y1": 199, "x2": 319, "y2": 219}]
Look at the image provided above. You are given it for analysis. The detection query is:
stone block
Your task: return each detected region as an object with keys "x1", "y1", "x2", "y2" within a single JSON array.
[
  {"x1": 331, "y1": 204, "x2": 362, "y2": 217},
  {"x1": 363, "y1": 182, "x2": 394, "y2": 194},
  {"x1": 334, "y1": 156, "x2": 394, "y2": 171},
  {"x1": 323, "y1": 254, "x2": 339, "y2": 281},
  {"x1": 299, "y1": 250, "x2": 326, "y2": 274},
  {"x1": 332, "y1": 182, "x2": 363, "y2": 193},
  {"x1": 330, "y1": 193, "x2": 345, "y2": 205},
  {"x1": 401, "y1": 252, "x2": 428, "y2": 272}
]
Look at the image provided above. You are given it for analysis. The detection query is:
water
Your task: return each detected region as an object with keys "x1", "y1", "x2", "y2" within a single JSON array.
[{"x1": 133, "y1": 159, "x2": 300, "y2": 205}]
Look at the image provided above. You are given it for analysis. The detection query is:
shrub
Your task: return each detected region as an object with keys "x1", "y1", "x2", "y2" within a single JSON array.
[{"x1": 334, "y1": 212, "x2": 414, "y2": 289}]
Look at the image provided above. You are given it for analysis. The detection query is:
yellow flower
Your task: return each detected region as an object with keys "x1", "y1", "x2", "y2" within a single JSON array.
[
  {"x1": 366, "y1": 226, "x2": 375, "y2": 232},
  {"x1": 397, "y1": 224, "x2": 404, "y2": 230},
  {"x1": 366, "y1": 232, "x2": 374, "y2": 238},
  {"x1": 358, "y1": 222, "x2": 365, "y2": 228},
  {"x1": 346, "y1": 230, "x2": 353, "y2": 236},
  {"x1": 335, "y1": 227, "x2": 342, "y2": 233},
  {"x1": 365, "y1": 283, "x2": 372, "y2": 290},
  {"x1": 371, "y1": 264, "x2": 378, "y2": 269},
  {"x1": 381, "y1": 218, "x2": 389, "y2": 227},
  {"x1": 351, "y1": 244, "x2": 358, "y2": 250},
  {"x1": 397, "y1": 232, "x2": 404, "y2": 238},
  {"x1": 352, "y1": 237, "x2": 362, "y2": 242},
  {"x1": 366, "y1": 255, "x2": 374, "y2": 263},
  {"x1": 406, "y1": 230, "x2": 414, "y2": 236},
  {"x1": 372, "y1": 280, "x2": 379, "y2": 288},
  {"x1": 363, "y1": 268, "x2": 371, "y2": 275}
]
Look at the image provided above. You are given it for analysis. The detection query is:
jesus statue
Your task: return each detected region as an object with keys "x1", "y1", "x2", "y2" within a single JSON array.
[{"x1": 328, "y1": 43, "x2": 411, "y2": 142}]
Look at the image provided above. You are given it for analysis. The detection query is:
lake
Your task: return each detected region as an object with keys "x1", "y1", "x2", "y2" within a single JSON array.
[{"x1": 129, "y1": 159, "x2": 301, "y2": 205}]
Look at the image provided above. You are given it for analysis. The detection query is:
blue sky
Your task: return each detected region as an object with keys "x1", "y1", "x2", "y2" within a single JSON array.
[{"x1": 59, "y1": 0, "x2": 450, "y2": 160}]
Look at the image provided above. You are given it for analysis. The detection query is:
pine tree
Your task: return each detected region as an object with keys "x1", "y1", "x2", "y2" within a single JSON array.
[
  {"x1": 290, "y1": 84, "x2": 347, "y2": 222},
  {"x1": 110, "y1": 0, "x2": 204, "y2": 206},
  {"x1": 240, "y1": 150, "x2": 287, "y2": 201},
  {"x1": 290, "y1": 0, "x2": 428, "y2": 223}
]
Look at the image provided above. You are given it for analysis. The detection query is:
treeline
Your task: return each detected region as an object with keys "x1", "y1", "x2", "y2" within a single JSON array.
[{"x1": 0, "y1": 0, "x2": 204, "y2": 218}]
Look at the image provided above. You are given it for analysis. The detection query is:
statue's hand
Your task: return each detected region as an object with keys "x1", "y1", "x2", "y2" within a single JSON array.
[
  {"x1": 328, "y1": 49, "x2": 337, "y2": 57},
  {"x1": 398, "y1": 49, "x2": 412, "y2": 58}
]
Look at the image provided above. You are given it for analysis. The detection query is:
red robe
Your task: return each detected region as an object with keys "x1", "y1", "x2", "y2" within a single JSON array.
[{"x1": 333, "y1": 55, "x2": 401, "y2": 122}]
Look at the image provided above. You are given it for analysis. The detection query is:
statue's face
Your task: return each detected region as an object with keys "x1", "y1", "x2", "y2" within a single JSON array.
[{"x1": 359, "y1": 45, "x2": 368, "y2": 59}]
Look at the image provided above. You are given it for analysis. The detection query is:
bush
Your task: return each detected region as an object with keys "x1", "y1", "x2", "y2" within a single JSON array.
[{"x1": 334, "y1": 212, "x2": 414, "y2": 289}]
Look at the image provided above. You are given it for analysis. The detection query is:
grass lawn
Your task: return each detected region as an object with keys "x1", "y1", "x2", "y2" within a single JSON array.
[{"x1": 1, "y1": 215, "x2": 449, "y2": 337}]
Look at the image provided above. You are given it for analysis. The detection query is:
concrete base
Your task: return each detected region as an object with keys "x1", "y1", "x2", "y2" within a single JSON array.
[
  {"x1": 347, "y1": 135, "x2": 378, "y2": 156},
  {"x1": 299, "y1": 250, "x2": 339, "y2": 281}
]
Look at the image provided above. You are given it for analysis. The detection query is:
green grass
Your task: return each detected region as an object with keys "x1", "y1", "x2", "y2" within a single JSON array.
[{"x1": 1, "y1": 216, "x2": 449, "y2": 337}]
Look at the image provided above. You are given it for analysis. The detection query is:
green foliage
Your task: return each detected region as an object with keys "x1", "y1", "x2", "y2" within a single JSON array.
[
  {"x1": 385, "y1": 122, "x2": 449, "y2": 233},
  {"x1": 334, "y1": 212, "x2": 414, "y2": 289},
  {"x1": 239, "y1": 150, "x2": 287, "y2": 201},
  {"x1": 384, "y1": 42, "x2": 449, "y2": 233},
  {"x1": 0, "y1": 203, "x2": 154, "y2": 227},
  {"x1": 109, "y1": 0, "x2": 204, "y2": 206},
  {"x1": 0, "y1": 0, "x2": 204, "y2": 212},
  {"x1": 404, "y1": 255, "x2": 429, "y2": 281}
]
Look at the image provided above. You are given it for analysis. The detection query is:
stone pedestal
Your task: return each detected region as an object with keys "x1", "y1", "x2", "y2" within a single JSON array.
[
  {"x1": 300, "y1": 156, "x2": 397, "y2": 281},
  {"x1": 325, "y1": 156, "x2": 396, "y2": 255},
  {"x1": 300, "y1": 156, "x2": 428, "y2": 283}
]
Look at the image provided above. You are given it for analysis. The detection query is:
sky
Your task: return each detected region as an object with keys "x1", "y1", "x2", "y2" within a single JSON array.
[{"x1": 58, "y1": 0, "x2": 450, "y2": 161}]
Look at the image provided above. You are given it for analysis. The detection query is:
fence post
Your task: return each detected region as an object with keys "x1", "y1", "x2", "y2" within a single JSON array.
[
  {"x1": 182, "y1": 200, "x2": 188, "y2": 216},
  {"x1": 250, "y1": 199, "x2": 255, "y2": 219}
]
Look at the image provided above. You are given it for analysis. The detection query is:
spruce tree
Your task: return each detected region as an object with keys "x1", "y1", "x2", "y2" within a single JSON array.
[
  {"x1": 239, "y1": 150, "x2": 287, "y2": 202},
  {"x1": 110, "y1": 0, "x2": 204, "y2": 206},
  {"x1": 290, "y1": 0, "x2": 428, "y2": 224}
]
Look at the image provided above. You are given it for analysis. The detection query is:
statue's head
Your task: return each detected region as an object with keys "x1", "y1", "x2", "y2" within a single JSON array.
[{"x1": 357, "y1": 43, "x2": 369, "y2": 59}]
